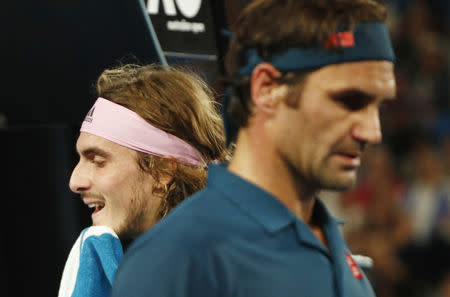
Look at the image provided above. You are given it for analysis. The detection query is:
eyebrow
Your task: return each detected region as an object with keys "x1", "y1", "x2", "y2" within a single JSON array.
[
  {"x1": 330, "y1": 88, "x2": 374, "y2": 99},
  {"x1": 78, "y1": 147, "x2": 110, "y2": 159},
  {"x1": 329, "y1": 88, "x2": 396, "y2": 101}
]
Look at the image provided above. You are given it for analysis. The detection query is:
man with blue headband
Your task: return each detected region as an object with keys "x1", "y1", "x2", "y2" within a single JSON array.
[{"x1": 112, "y1": 1, "x2": 396, "y2": 296}]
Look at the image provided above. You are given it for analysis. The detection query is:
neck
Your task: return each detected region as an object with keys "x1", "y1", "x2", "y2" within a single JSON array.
[{"x1": 228, "y1": 127, "x2": 318, "y2": 224}]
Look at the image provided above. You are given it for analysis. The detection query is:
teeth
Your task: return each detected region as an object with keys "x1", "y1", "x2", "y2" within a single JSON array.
[{"x1": 87, "y1": 203, "x2": 104, "y2": 209}]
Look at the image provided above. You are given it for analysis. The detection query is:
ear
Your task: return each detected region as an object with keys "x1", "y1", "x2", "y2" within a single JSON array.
[
  {"x1": 159, "y1": 156, "x2": 178, "y2": 185},
  {"x1": 250, "y1": 63, "x2": 287, "y2": 114}
]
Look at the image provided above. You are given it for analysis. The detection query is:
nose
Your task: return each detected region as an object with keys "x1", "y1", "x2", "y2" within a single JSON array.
[
  {"x1": 69, "y1": 162, "x2": 91, "y2": 193},
  {"x1": 351, "y1": 106, "x2": 382, "y2": 145}
]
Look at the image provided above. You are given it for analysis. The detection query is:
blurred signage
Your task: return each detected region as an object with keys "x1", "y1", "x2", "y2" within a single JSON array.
[{"x1": 147, "y1": 0, "x2": 218, "y2": 60}]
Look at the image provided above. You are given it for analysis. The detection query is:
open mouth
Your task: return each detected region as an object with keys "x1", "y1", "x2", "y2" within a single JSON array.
[{"x1": 87, "y1": 202, "x2": 105, "y2": 214}]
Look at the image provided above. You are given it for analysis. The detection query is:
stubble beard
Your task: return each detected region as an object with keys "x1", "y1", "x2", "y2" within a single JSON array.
[
  {"x1": 115, "y1": 187, "x2": 152, "y2": 240},
  {"x1": 314, "y1": 157, "x2": 359, "y2": 192},
  {"x1": 289, "y1": 155, "x2": 358, "y2": 193}
]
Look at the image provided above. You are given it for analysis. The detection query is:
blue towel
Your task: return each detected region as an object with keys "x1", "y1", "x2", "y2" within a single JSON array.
[{"x1": 58, "y1": 226, "x2": 123, "y2": 297}]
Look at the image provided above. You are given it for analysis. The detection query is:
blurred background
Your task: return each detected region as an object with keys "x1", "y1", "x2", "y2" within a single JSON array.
[
  {"x1": 320, "y1": 1, "x2": 450, "y2": 297},
  {"x1": 1, "y1": 0, "x2": 449, "y2": 296}
]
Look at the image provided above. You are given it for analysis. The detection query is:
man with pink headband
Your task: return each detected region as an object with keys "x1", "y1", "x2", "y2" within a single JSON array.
[
  {"x1": 113, "y1": 0, "x2": 397, "y2": 297},
  {"x1": 58, "y1": 64, "x2": 226, "y2": 297}
]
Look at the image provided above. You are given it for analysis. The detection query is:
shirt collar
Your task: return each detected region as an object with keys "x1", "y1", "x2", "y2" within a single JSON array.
[{"x1": 207, "y1": 164, "x2": 340, "y2": 233}]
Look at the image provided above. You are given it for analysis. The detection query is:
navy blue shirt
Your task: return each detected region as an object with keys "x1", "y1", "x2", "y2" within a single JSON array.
[{"x1": 112, "y1": 164, "x2": 376, "y2": 297}]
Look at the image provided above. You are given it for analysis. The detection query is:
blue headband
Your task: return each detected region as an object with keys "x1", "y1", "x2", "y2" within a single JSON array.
[
  {"x1": 238, "y1": 22, "x2": 395, "y2": 75},
  {"x1": 223, "y1": 22, "x2": 395, "y2": 146}
]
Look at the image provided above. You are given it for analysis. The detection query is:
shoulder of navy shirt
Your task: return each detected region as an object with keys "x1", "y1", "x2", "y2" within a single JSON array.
[{"x1": 112, "y1": 164, "x2": 375, "y2": 297}]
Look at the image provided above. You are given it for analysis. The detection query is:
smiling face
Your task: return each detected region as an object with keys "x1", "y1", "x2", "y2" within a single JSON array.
[
  {"x1": 69, "y1": 133, "x2": 162, "y2": 239},
  {"x1": 270, "y1": 61, "x2": 396, "y2": 191}
]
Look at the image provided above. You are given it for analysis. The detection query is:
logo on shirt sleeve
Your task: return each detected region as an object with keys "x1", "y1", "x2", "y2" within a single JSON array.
[{"x1": 345, "y1": 253, "x2": 363, "y2": 279}]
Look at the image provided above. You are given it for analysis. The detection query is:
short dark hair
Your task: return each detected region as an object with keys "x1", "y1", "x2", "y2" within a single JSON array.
[{"x1": 224, "y1": 0, "x2": 388, "y2": 130}]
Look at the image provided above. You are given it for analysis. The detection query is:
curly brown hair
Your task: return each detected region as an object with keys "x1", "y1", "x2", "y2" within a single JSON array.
[{"x1": 96, "y1": 63, "x2": 228, "y2": 219}]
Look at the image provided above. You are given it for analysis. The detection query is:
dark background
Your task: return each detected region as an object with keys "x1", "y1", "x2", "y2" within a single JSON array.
[
  {"x1": 1, "y1": 1, "x2": 227, "y2": 296},
  {"x1": 2, "y1": 0, "x2": 449, "y2": 297}
]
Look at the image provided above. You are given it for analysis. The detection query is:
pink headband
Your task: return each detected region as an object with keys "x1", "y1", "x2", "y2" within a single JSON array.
[{"x1": 80, "y1": 98, "x2": 205, "y2": 167}]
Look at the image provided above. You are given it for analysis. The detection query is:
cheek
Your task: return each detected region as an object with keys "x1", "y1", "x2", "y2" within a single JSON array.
[
  {"x1": 299, "y1": 113, "x2": 349, "y2": 168},
  {"x1": 307, "y1": 102, "x2": 352, "y2": 144},
  {"x1": 101, "y1": 169, "x2": 141, "y2": 206}
]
